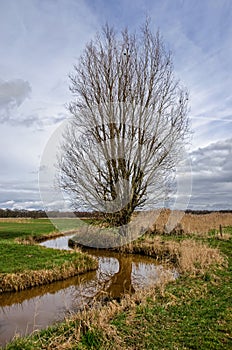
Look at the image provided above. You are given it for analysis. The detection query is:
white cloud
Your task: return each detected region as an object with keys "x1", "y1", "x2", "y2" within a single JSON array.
[{"x1": 0, "y1": 200, "x2": 43, "y2": 211}]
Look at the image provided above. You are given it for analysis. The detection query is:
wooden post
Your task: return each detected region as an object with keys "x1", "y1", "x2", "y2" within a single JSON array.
[{"x1": 219, "y1": 224, "x2": 223, "y2": 237}]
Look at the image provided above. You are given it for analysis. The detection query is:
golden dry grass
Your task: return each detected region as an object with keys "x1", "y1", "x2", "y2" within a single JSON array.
[
  {"x1": 180, "y1": 212, "x2": 232, "y2": 234},
  {"x1": 15, "y1": 231, "x2": 64, "y2": 244},
  {"x1": 13, "y1": 286, "x2": 160, "y2": 349},
  {"x1": 0, "y1": 255, "x2": 98, "y2": 293},
  {"x1": 116, "y1": 236, "x2": 226, "y2": 276},
  {"x1": 173, "y1": 239, "x2": 225, "y2": 274},
  {"x1": 0, "y1": 218, "x2": 31, "y2": 223},
  {"x1": 141, "y1": 209, "x2": 232, "y2": 235}
]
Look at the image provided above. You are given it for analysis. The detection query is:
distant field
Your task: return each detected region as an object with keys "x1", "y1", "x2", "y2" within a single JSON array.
[
  {"x1": 1, "y1": 211, "x2": 232, "y2": 239},
  {"x1": 0, "y1": 218, "x2": 57, "y2": 240},
  {"x1": 0, "y1": 217, "x2": 92, "y2": 241}
]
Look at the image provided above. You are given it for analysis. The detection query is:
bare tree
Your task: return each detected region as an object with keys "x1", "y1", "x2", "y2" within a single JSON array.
[{"x1": 59, "y1": 22, "x2": 189, "y2": 227}]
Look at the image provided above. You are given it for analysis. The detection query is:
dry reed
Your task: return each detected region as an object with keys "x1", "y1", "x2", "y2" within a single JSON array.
[
  {"x1": 115, "y1": 236, "x2": 225, "y2": 276},
  {"x1": 15, "y1": 231, "x2": 64, "y2": 244},
  {"x1": 0, "y1": 218, "x2": 31, "y2": 223},
  {"x1": 0, "y1": 255, "x2": 98, "y2": 293},
  {"x1": 145, "y1": 209, "x2": 232, "y2": 235}
]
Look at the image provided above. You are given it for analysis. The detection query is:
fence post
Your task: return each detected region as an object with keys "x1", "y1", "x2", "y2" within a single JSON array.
[{"x1": 219, "y1": 224, "x2": 223, "y2": 237}]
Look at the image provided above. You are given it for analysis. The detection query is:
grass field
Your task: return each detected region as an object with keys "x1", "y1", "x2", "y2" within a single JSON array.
[
  {"x1": 1, "y1": 220, "x2": 231, "y2": 349},
  {"x1": 0, "y1": 219, "x2": 98, "y2": 292},
  {"x1": 0, "y1": 218, "x2": 57, "y2": 240},
  {"x1": 0, "y1": 217, "x2": 92, "y2": 241}
]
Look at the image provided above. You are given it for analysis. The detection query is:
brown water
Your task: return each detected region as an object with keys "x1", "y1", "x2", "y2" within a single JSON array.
[{"x1": 0, "y1": 234, "x2": 177, "y2": 346}]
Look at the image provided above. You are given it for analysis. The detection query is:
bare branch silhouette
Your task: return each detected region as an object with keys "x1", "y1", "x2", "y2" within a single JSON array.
[{"x1": 59, "y1": 21, "x2": 189, "y2": 227}]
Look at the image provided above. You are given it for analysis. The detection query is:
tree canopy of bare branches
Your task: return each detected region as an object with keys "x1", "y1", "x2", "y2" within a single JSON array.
[{"x1": 59, "y1": 22, "x2": 189, "y2": 227}]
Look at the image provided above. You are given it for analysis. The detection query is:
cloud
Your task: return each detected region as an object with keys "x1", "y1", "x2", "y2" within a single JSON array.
[
  {"x1": 0, "y1": 78, "x2": 33, "y2": 124},
  {"x1": 189, "y1": 138, "x2": 232, "y2": 209},
  {"x1": 0, "y1": 177, "x2": 44, "y2": 210},
  {"x1": 0, "y1": 199, "x2": 43, "y2": 211},
  {"x1": 191, "y1": 138, "x2": 232, "y2": 171},
  {"x1": 0, "y1": 0, "x2": 99, "y2": 130},
  {"x1": 0, "y1": 78, "x2": 67, "y2": 128},
  {"x1": 0, "y1": 0, "x2": 232, "y2": 211},
  {"x1": 0, "y1": 79, "x2": 31, "y2": 109},
  {"x1": 0, "y1": 79, "x2": 31, "y2": 117}
]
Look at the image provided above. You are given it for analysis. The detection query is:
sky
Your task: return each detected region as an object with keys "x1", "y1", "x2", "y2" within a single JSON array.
[{"x1": 0, "y1": 0, "x2": 232, "y2": 212}]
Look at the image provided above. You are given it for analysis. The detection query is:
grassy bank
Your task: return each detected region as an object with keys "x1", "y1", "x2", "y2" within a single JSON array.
[
  {"x1": 0, "y1": 219, "x2": 98, "y2": 292},
  {"x1": 2, "y1": 232, "x2": 231, "y2": 349}
]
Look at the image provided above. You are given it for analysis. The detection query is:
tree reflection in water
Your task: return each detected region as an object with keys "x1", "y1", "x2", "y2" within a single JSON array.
[
  {"x1": 72, "y1": 252, "x2": 136, "y2": 305},
  {"x1": 103, "y1": 255, "x2": 135, "y2": 298}
]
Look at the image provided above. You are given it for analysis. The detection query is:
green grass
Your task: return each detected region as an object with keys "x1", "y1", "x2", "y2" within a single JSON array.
[
  {"x1": 0, "y1": 218, "x2": 91, "y2": 241},
  {"x1": 0, "y1": 218, "x2": 96, "y2": 273},
  {"x1": 106, "y1": 237, "x2": 232, "y2": 350},
  {"x1": 2, "y1": 233, "x2": 232, "y2": 349},
  {"x1": 224, "y1": 226, "x2": 232, "y2": 235},
  {"x1": 0, "y1": 240, "x2": 91, "y2": 273},
  {"x1": 0, "y1": 219, "x2": 64, "y2": 273},
  {"x1": 51, "y1": 217, "x2": 93, "y2": 232},
  {"x1": 0, "y1": 219, "x2": 98, "y2": 291},
  {"x1": 0, "y1": 219, "x2": 57, "y2": 240}
]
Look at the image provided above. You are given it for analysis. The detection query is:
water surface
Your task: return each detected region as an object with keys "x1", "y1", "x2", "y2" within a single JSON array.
[{"x1": 0, "y1": 234, "x2": 176, "y2": 346}]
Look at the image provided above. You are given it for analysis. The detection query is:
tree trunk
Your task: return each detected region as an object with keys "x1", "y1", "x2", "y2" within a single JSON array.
[{"x1": 103, "y1": 205, "x2": 134, "y2": 228}]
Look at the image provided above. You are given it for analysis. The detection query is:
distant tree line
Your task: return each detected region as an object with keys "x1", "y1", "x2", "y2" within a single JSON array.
[
  {"x1": 184, "y1": 209, "x2": 232, "y2": 215},
  {"x1": 0, "y1": 209, "x2": 47, "y2": 219},
  {"x1": 0, "y1": 209, "x2": 103, "y2": 219},
  {"x1": 0, "y1": 208, "x2": 231, "y2": 219}
]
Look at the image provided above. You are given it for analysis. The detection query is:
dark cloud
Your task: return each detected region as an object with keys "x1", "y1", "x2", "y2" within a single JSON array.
[
  {"x1": 191, "y1": 138, "x2": 232, "y2": 174},
  {"x1": 189, "y1": 138, "x2": 232, "y2": 209},
  {"x1": 0, "y1": 79, "x2": 31, "y2": 108},
  {"x1": 0, "y1": 79, "x2": 31, "y2": 123},
  {"x1": 11, "y1": 114, "x2": 44, "y2": 128},
  {"x1": 0, "y1": 79, "x2": 66, "y2": 128},
  {"x1": 0, "y1": 78, "x2": 46, "y2": 128}
]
